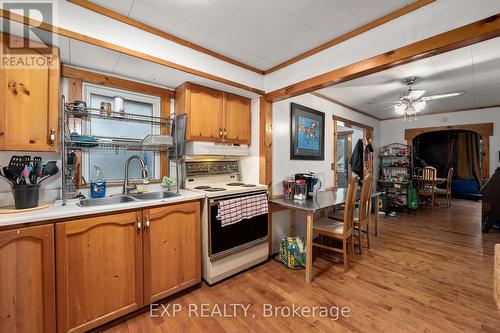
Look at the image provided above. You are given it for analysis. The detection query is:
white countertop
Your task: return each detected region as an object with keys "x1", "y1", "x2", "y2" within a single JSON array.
[{"x1": 0, "y1": 189, "x2": 205, "y2": 228}]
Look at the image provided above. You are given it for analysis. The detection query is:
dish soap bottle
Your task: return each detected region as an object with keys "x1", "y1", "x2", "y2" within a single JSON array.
[{"x1": 90, "y1": 166, "x2": 106, "y2": 198}]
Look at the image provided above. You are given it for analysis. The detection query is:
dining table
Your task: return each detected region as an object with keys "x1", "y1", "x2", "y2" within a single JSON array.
[
  {"x1": 269, "y1": 189, "x2": 381, "y2": 284},
  {"x1": 412, "y1": 175, "x2": 447, "y2": 184}
]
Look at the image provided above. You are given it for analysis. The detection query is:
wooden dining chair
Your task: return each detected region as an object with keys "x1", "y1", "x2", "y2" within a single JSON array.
[
  {"x1": 418, "y1": 166, "x2": 437, "y2": 208},
  {"x1": 329, "y1": 174, "x2": 374, "y2": 255},
  {"x1": 435, "y1": 167, "x2": 453, "y2": 207},
  {"x1": 312, "y1": 175, "x2": 359, "y2": 271}
]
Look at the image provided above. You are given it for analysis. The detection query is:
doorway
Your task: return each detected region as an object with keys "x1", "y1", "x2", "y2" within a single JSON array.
[
  {"x1": 336, "y1": 131, "x2": 352, "y2": 188},
  {"x1": 333, "y1": 116, "x2": 374, "y2": 189}
]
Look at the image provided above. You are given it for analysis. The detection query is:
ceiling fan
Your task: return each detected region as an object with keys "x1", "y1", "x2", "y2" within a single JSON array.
[{"x1": 391, "y1": 77, "x2": 464, "y2": 121}]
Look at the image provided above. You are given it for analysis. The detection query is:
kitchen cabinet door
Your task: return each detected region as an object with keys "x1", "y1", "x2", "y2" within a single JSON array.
[
  {"x1": 0, "y1": 224, "x2": 55, "y2": 333},
  {"x1": 143, "y1": 201, "x2": 201, "y2": 303},
  {"x1": 176, "y1": 83, "x2": 222, "y2": 142},
  {"x1": 0, "y1": 35, "x2": 60, "y2": 152},
  {"x1": 223, "y1": 92, "x2": 251, "y2": 144},
  {"x1": 56, "y1": 211, "x2": 143, "y2": 333}
]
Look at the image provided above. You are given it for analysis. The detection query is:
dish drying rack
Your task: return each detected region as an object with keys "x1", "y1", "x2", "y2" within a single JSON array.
[{"x1": 60, "y1": 96, "x2": 181, "y2": 205}]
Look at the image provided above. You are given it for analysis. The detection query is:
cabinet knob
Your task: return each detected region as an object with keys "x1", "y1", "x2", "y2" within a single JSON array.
[
  {"x1": 49, "y1": 129, "x2": 55, "y2": 146},
  {"x1": 0, "y1": 132, "x2": 4, "y2": 136},
  {"x1": 144, "y1": 216, "x2": 150, "y2": 230},
  {"x1": 29, "y1": 139, "x2": 35, "y2": 144},
  {"x1": 223, "y1": 129, "x2": 227, "y2": 138},
  {"x1": 136, "y1": 217, "x2": 142, "y2": 232},
  {"x1": 219, "y1": 129, "x2": 223, "y2": 138}
]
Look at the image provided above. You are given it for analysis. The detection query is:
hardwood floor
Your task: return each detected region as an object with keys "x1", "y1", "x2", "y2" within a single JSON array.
[{"x1": 100, "y1": 199, "x2": 500, "y2": 333}]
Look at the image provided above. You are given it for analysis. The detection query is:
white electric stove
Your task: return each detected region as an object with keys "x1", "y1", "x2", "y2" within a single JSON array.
[{"x1": 181, "y1": 159, "x2": 269, "y2": 285}]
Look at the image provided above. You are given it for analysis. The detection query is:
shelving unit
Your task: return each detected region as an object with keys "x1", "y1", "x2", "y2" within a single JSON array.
[
  {"x1": 60, "y1": 97, "x2": 179, "y2": 205},
  {"x1": 377, "y1": 143, "x2": 412, "y2": 214}
]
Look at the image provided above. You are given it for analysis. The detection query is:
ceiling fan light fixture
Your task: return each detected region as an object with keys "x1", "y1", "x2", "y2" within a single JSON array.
[
  {"x1": 394, "y1": 103, "x2": 406, "y2": 114},
  {"x1": 413, "y1": 100, "x2": 426, "y2": 112}
]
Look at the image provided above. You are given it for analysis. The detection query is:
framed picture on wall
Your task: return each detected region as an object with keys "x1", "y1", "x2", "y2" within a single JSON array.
[{"x1": 290, "y1": 102, "x2": 325, "y2": 160}]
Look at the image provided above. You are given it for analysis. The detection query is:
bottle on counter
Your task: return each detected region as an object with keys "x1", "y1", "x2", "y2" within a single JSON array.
[{"x1": 90, "y1": 166, "x2": 106, "y2": 198}]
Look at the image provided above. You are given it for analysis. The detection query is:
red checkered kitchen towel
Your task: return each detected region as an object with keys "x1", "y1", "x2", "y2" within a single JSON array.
[{"x1": 216, "y1": 194, "x2": 268, "y2": 227}]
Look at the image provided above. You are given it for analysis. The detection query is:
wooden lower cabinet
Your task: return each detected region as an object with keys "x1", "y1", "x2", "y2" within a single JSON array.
[
  {"x1": 143, "y1": 202, "x2": 201, "y2": 303},
  {"x1": 56, "y1": 211, "x2": 144, "y2": 333},
  {"x1": 56, "y1": 201, "x2": 201, "y2": 332},
  {"x1": 0, "y1": 224, "x2": 55, "y2": 333}
]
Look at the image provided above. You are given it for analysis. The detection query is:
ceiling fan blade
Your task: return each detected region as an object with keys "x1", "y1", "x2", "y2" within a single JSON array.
[
  {"x1": 422, "y1": 91, "x2": 464, "y2": 101},
  {"x1": 367, "y1": 101, "x2": 401, "y2": 105},
  {"x1": 407, "y1": 90, "x2": 425, "y2": 99}
]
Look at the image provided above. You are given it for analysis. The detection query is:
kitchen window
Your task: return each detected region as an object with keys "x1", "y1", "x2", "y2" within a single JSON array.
[{"x1": 82, "y1": 84, "x2": 162, "y2": 182}]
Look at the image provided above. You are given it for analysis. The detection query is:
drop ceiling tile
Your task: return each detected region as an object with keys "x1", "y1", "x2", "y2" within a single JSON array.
[
  {"x1": 200, "y1": 36, "x2": 263, "y2": 68},
  {"x1": 274, "y1": 0, "x2": 309, "y2": 13},
  {"x1": 208, "y1": 0, "x2": 247, "y2": 15},
  {"x1": 69, "y1": 40, "x2": 121, "y2": 73},
  {"x1": 112, "y1": 54, "x2": 163, "y2": 83},
  {"x1": 213, "y1": 16, "x2": 260, "y2": 51},
  {"x1": 471, "y1": 36, "x2": 500, "y2": 56},
  {"x1": 293, "y1": 0, "x2": 349, "y2": 30},
  {"x1": 341, "y1": 0, "x2": 408, "y2": 24},
  {"x1": 288, "y1": 11, "x2": 360, "y2": 53},
  {"x1": 88, "y1": 0, "x2": 134, "y2": 16},
  {"x1": 172, "y1": 0, "x2": 233, "y2": 36},
  {"x1": 128, "y1": 0, "x2": 180, "y2": 32}
]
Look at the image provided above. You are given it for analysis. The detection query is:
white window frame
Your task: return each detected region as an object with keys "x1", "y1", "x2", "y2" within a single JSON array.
[{"x1": 82, "y1": 83, "x2": 162, "y2": 181}]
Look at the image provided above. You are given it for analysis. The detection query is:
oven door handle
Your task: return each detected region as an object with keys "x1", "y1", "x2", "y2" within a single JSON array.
[{"x1": 208, "y1": 191, "x2": 268, "y2": 205}]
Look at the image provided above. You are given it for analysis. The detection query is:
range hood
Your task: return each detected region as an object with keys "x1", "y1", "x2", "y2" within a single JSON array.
[{"x1": 183, "y1": 142, "x2": 250, "y2": 156}]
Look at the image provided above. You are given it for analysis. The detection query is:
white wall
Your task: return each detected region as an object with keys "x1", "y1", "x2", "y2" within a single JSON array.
[
  {"x1": 270, "y1": 93, "x2": 380, "y2": 252},
  {"x1": 380, "y1": 107, "x2": 500, "y2": 176},
  {"x1": 272, "y1": 94, "x2": 380, "y2": 195}
]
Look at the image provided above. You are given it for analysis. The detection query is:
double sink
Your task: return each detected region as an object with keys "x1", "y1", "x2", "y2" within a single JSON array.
[{"x1": 78, "y1": 191, "x2": 181, "y2": 207}]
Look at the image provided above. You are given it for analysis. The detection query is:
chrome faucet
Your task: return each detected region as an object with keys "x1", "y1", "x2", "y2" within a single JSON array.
[{"x1": 123, "y1": 155, "x2": 149, "y2": 194}]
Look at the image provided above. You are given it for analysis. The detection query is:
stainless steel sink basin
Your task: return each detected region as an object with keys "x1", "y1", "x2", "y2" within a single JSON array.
[
  {"x1": 130, "y1": 191, "x2": 181, "y2": 200},
  {"x1": 78, "y1": 195, "x2": 136, "y2": 207}
]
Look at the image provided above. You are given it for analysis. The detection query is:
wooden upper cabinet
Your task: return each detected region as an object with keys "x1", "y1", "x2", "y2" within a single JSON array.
[
  {"x1": 176, "y1": 82, "x2": 222, "y2": 142},
  {"x1": 223, "y1": 92, "x2": 251, "y2": 144},
  {"x1": 176, "y1": 82, "x2": 251, "y2": 144},
  {"x1": 56, "y1": 211, "x2": 143, "y2": 333},
  {"x1": 143, "y1": 201, "x2": 201, "y2": 304},
  {"x1": 0, "y1": 224, "x2": 55, "y2": 333},
  {"x1": 0, "y1": 34, "x2": 60, "y2": 152}
]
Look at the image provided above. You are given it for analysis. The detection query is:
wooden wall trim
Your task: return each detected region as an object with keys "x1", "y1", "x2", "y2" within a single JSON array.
[
  {"x1": 0, "y1": 9, "x2": 265, "y2": 96},
  {"x1": 259, "y1": 97, "x2": 273, "y2": 193},
  {"x1": 311, "y1": 92, "x2": 380, "y2": 121},
  {"x1": 264, "y1": 0, "x2": 435, "y2": 74},
  {"x1": 265, "y1": 14, "x2": 500, "y2": 102},
  {"x1": 67, "y1": 0, "x2": 264, "y2": 75},
  {"x1": 62, "y1": 65, "x2": 174, "y2": 98},
  {"x1": 404, "y1": 123, "x2": 494, "y2": 141},
  {"x1": 333, "y1": 115, "x2": 374, "y2": 132}
]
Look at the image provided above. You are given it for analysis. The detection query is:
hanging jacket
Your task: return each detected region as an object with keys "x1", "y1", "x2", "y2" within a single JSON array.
[{"x1": 350, "y1": 139, "x2": 364, "y2": 178}]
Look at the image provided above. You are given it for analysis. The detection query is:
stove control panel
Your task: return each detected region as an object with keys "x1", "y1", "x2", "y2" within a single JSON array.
[{"x1": 185, "y1": 160, "x2": 240, "y2": 176}]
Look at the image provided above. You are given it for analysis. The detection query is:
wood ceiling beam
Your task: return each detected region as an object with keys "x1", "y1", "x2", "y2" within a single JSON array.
[
  {"x1": 310, "y1": 92, "x2": 381, "y2": 121},
  {"x1": 0, "y1": 9, "x2": 265, "y2": 95},
  {"x1": 265, "y1": 14, "x2": 500, "y2": 102},
  {"x1": 264, "y1": 0, "x2": 435, "y2": 74},
  {"x1": 67, "y1": 0, "x2": 265, "y2": 75}
]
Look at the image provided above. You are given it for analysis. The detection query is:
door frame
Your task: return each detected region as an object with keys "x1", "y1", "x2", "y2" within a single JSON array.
[
  {"x1": 333, "y1": 115, "x2": 374, "y2": 189},
  {"x1": 335, "y1": 130, "x2": 353, "y2": 188}
]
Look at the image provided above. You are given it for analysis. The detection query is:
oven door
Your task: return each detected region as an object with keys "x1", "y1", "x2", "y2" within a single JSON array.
[{"x1": 209, "y1": 191, "x2": 269, "y2": 261}]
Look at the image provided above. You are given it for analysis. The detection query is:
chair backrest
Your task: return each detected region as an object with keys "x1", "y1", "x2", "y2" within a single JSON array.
[
  {"x1": 359, "y1": 174, "x2": 374, "y2": 223},
  {"x1": 343, "y1": 175, "x2": 359, "y2": 233},
  {"x1": 446, "y1": 167, "x2": 454, "y2": 192},
  {"x1": 418, "y1": 166, "x2": 437, "y2": 193}
]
